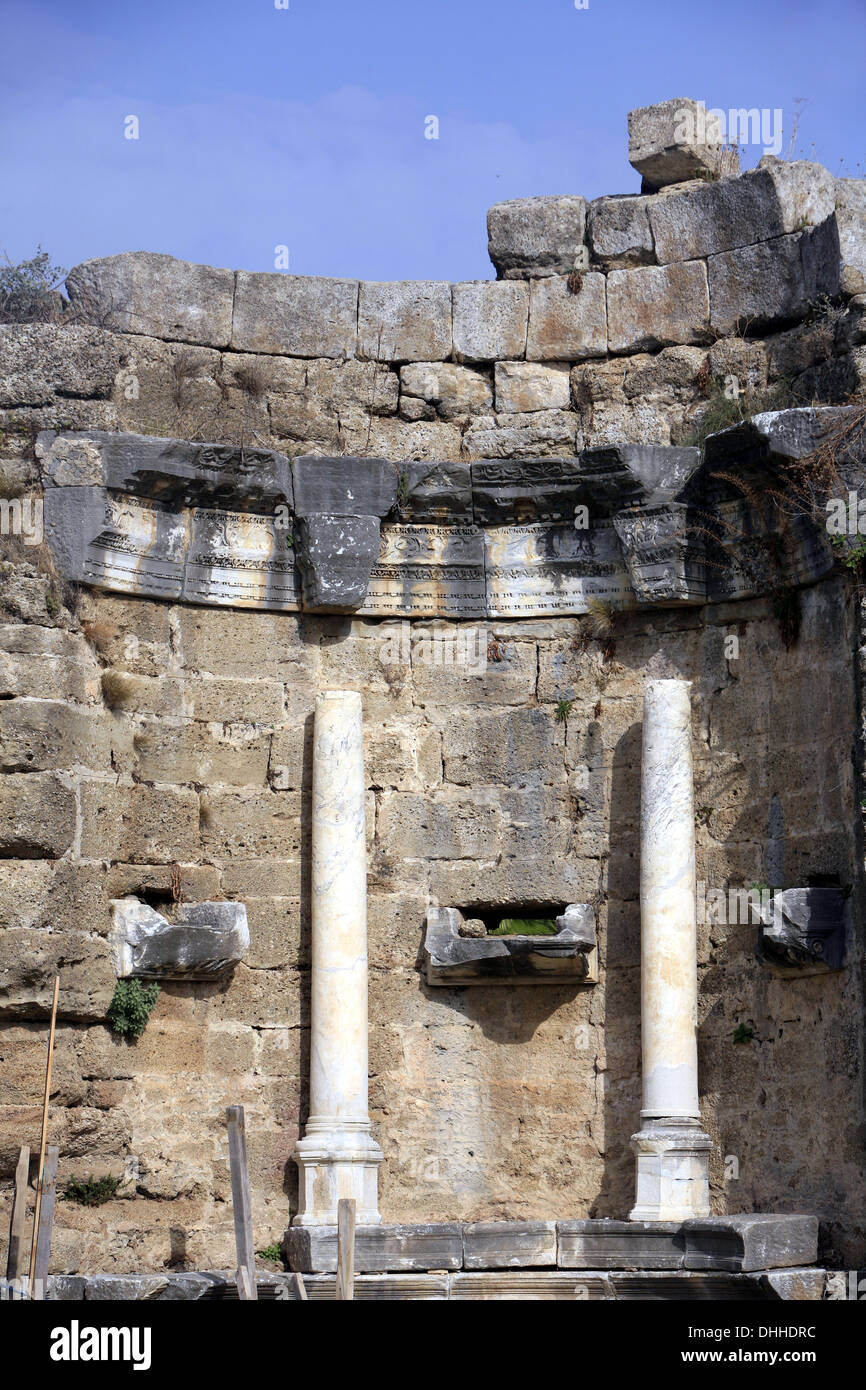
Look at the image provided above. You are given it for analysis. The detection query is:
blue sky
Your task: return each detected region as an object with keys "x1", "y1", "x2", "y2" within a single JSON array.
[{"x1": 2, "y1": 0, "x2": 865, "y2": 283}]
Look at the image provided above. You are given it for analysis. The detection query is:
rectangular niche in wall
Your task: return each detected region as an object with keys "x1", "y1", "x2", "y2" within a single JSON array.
[{"x1": 423, "y1": 904, "x2": 597, "y2": 986}]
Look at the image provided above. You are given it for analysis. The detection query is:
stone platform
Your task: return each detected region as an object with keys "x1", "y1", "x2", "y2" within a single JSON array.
[{"x1": 282, "y1": 1215, "x2": 818, "y2": 1275}]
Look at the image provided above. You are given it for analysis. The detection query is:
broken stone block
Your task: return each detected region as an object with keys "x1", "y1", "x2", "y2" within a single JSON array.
[
  {"x1": 494, "y1": 361, "x2": 571, "y2": 413},
  {"x1": 0, "y1": 324, "x2": 121, "y2": 409},
  {"x1": 66, "y1": 252, "x2": 234, "y2": 348},
  {"x1": 756, "y1": 887, "x2": 846, "y2": 972},
  {"x1": 109, "y1": 896, "x2": 250, "y2": 980},
  {"x1": 294, "y1": 513, "x2": 382, "y2": 610},
  {"x1": 682, "y1": 1215, "x2": 818, "y2": 1273},
  {"x1": 835, "y1": 178, "x2": 866, "y2": 295},
  {"x1": 399, "y1": 362, "x2": 492, "y2": 419},
  {"x1": 471, "y1": 456, "x2": 584, "y2": 524},
  {"x1": 580, "y1": 443, "x2": 701, "y2": 513},
  {"x1": 423, "y1": 904, "x2": 597, "y2": 984},
  {"x1": 526, "y1": 274, "x2": 607, "y2": 362},
  {"x1": 358, "y1": 281, "x2": 452, "y2": 361},
  {"x1": 614, "y1": 503, "x2": 707, "y2": 605},
  {"x1": 0, "y1": 772, "x2": 76, "y2": 859},
  {"x1": 607, "y1": 261, "x2": 709, "y2": 353},
  {"x1": 708, "y1": 220, "x2": 841, "y2": 336},
  {"x1": 290, "y1": 454, "x2": 397, "y2": 517},
  {"x1": 586, "y1": 196, "x2": 656, "y2": 268},
  {"x1": 401, "y1": 461, "x2": 473, "y2": 522},
  {"x1": 649, "y1": 158, "x2": 837, "y2": 265},
  {"x1": 231, "y1": 272, "x2": 358, "y2": 358},
  {"x1": 628, "y1": 98, "x2": 740, "y2": 189},
  {"x1": 487, "y1": 196, "x2": 588, "y2": 279},
  {"x1": 452, "y1": 281, "x2": 529, "y2": 362}
]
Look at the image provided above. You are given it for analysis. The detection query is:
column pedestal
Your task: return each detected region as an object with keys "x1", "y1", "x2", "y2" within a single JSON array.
[
  {"x1": 293, "y1": 691, "x2": 383, "y2": 1227},
  {"x1": 630, "y1": 679, "x2": 711, "y2": 1222}
]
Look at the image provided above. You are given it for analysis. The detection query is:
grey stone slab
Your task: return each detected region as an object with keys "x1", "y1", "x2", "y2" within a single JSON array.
[
  {"x1": 401, "y1": 461, "x2": 473, "y2": 523},
  {"x1": 84, "y1": 1273, "x2": 228, "y2": 1300},
  {"x1": 40, "y1": 429, "x2": 293, "y2": 509},
  {"x1": 487, "y1": 196, "x2": 589, "y2": 279},
  {"x1": 66, "y1": 252, "x2": 234, "y2": 347},
  {"x1": 450, "y1": 1271, "x2": 616, "y2": 1299},
  {"x1": 557, "y1": 1219, "x2": 684, "y2": 1270},
  {"x1": 526, "y1": 273, "x2": 607, "y2": 362},
  {"x1": 580, "y1": 444, "x2": 701, "y2": 514},
  {"x1": 284, "y1": 1222, "x2": 464, "y2": 1273},
  {"x1": 452, "y1": 281, "x2": 529, "y2": 363},
  {"x1": 836, "y1": 177, "x2": 866, "y2": 295},
  {"x1": 682, "y1": 1215, "x2": 819, "y2": 1273},
  {"x1": 109, "y1": 897, "x2": 249, "y2": 980},
  {"x1": 358, "y1": 522, "x2": 487, "y2": 619},
  {"x1": 607, "y1": 260, "x2": 710, "y2": 354},
  {"x1": 295, "y1": 512, "x2": 382, "y2": 610},
  {"x1": 46, "y1": 1276, "x2": 88, "y2": 1301},
  {"x1": 762, "y1": 1269, "x2": 827, "y2": 1301},
  {"x1": 358, "y1": 280, "x2": 452, "y2": 361},
  {"x1": 231, "y1": 272, "x2": 358, "y2": 358},
  {"x1": 291, "y1": 1274, "x2": 449, "y2": 1300},
  {"x1": 464, "y1": 1221, "x2": 557, "y2": 1269},
  {"x1": 424, "y1": 905, "x2": 597, "y2": 985},
  {"x1": 471, "y1": 456, "x2": 585, "y2": 526},
  {"x1": 757, "y1": 887, "x2": 846, "y2": 972},
  {"x1": 704, "y1": 404, "x2": 866, "y2": 471},
  {"x1": 291, "y1": 454, "x2": 397, "y2": 517}
]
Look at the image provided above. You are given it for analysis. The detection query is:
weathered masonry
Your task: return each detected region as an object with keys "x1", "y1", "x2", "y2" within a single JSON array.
[{"x1": 1, "y1": 98, "x2": 865, "y2": 1299}]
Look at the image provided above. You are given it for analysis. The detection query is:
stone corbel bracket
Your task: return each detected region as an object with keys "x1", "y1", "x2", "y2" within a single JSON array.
[
  {"x1": 756, "y1": 887, "x2": 846, "y2": 973},
  {"x1": 291, "y1": 454, "x2": 399, "y2": 610},
  {"x1": 109, "y1": 896, "x2": 250, "y2": 980},
  {"x1": 423, "y1": 904, "x2": 597, "y2": 986}
]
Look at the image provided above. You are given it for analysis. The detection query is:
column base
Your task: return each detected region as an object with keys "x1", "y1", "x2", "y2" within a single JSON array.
[
  {"x1": 629, "y1": 1119, "x2": 711, "y2": 1222},
  {"x1": 293, "y1": 1123, "x2": 384, "y2": 1227}
]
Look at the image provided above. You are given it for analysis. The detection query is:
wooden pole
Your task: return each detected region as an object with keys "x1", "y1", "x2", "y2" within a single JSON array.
[
  {"x1": 226, "y1": 1105, "x2": 257, "y2": 1301},
  {"x1": 5, "y1": 1146, "x2": 30, "y2": 1288},
  {"x1": 293, "y1": 1271, "x2": 308, "y2": 1301},
  {"x1": 28, "y1": 976, "x2": 59, "y2": 1293},
  {"x1": 335, "y1": 1197, "x2": 356, "y2": 1301},
  {"x1": 31, "y1": 1146, "x2": 59, "y2": 1301}
]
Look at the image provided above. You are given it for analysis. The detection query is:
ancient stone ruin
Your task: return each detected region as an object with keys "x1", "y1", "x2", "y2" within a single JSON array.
[{"x1": 1, "y1": 97, "x2": 866, "y2": 1300}]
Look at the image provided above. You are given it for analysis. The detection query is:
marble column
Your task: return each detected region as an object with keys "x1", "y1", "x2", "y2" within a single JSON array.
[
  {"x1": 630, "y1": 679, "x2": 711, "y2": 1222},
  {"x1": 294, "y1": 691, "x2": 383, "y2": 1226}
]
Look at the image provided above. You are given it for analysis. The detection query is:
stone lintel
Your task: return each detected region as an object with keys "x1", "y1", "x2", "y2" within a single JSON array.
[{"x1": 681, "y1": 1215, "x2": 819, "y2": 1273}]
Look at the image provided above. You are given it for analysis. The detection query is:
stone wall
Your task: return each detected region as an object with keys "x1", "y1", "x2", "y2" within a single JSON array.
[{"x1": 1, "y1": 106, "x2": 866, "y2": 1273}]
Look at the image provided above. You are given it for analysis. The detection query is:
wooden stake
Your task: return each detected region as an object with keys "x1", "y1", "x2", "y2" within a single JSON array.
[
  {"x1": 335, "y1": 1198, "x2": 356, "y2": 1301},
  {"x1": 5, "y1": 1146, "x2": 30, "y2": 1287},
  {"x1": 28, "y1": 975, "x2": 59, "y2": 1293},
  {"x1": 31, "y1": 1146, "x2": 59, "y2": 1301},
  {"x1": 293, "y1": 1271, "x2": 308, "y2": 1301},
  {"x1": 226, "y1": 1105, "x2": 257, "y2": 1301}
]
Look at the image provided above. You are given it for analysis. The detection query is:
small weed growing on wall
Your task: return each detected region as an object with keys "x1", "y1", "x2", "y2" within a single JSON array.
[
  {"x1": 555, "y1": 698, "x2": 573, "y2": 724},
  {"x1": 65, "y1": 1174, "x2": 122, "y2": 1206},
  {"x1": 108, "y1": 980, "x2": 161, "y2": 1039},
  {"x1": 257, "y1": 1243, "x2": 284, "y2": 1263},
  {"x1": 732, "y1": 1023, "x2": 755, "y2": 1044},
  {"x1": 695, "y1": 806, "x2": 713, "y2": 826}
]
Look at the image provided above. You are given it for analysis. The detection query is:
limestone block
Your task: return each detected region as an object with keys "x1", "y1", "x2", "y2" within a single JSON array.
[
  {"x1": 452, "y1": 281, "x2": 529, "y2": 362},
  {"x1": 130, "y1": 722, "x2": 272, "y2": 788},
  {"x1": 649, "y1": 158, "x2": 837, "y2": 265},
  {"x1": 607, "y1": 261, "x2": 709, "y2": 353},
  {"x1": 462, "y1": 410, "x2": 581, "y2": 459},
  {"x1": 526, "y1": 274, "x2": 607, "y2": 361},
  {"x1": 487, "y1": 196, "x2": 588, "y2": 278},
  {"x1": 835, "y1": 178, "x2": 866, "y2": 294},
  {"x1": 304, "y1": 357, "x2": 399, "y2": 415},
  {"x1": 494, "y1": 361, "x2": 571, "y2": 413},
  {"x1": 358, "y1": 281, "x2": 452, "y2": 361},
  {"x1": 628, "y1": 98, "x2": 740, "y2": 188},
  {"x1": 586, "y1": 195, "x2": 655, "y2": 269},
  {"x1": 0, "y1": 772, "x2": 76, "y2": 858},
  {"x1": 707, "y1": 220, "x2": 841, "y2": 336},
  {"x1": 0, "y1": 324, "x2": 121, "y2": 408},
  {"x1": 109, "y1": 896, "x2": 249, "y2": 980},
  {"x1": 464, "y1": 1222, "x2": 557, "y2": 1268},
  {"x1": 442, "y1": 707, "x2": 563, "y2": 786},
  {"x1": 66, "y1": 252, "x2": 234, "y2": 347},
  {"x1": 399, "y1": 362, "x2": 492, "y2": 419},
  {"x1": 78, "y1": 784, "x2": 200, "y2": 862},
  {"x1": 0, "y1": 928, "x2": 114, "y2": 1020},
  {"x1": 682, "y1": 1215, "x2": 819, "y2": 1273},
  {"x1": 0, "y1": 699, "x2": 111, "y2": 773},
  {"x1": 232, "y1": 272, "x2": 358, "y2": 357}
]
